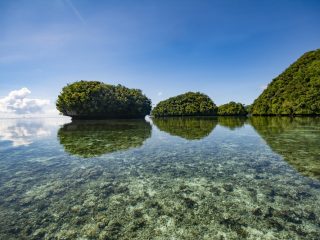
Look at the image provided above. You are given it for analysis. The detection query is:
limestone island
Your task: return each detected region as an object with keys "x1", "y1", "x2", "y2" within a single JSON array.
[
  {"x1": 56, "y1": 49, "x2": 320, "y2": 119},
  {"x1": 56, "y1": 81, "x2": 152, "y2": 119},
  {"x1": 251, "y1": 49, "x2": 320, "y2": 115},
  {"x1": 151, "y1": 92, "x2": 249, "y2": 117},
  {"x1": 217, "y1": 102, "x2": 248, "y2": 116},
  {"x1": 151, "y1": 92, "x2": 218, "y2": 117}
]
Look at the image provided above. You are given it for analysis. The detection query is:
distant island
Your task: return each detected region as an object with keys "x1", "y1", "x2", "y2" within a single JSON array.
[
  {"x1": 151, "y1": 93, "x2": 248, "y2": 117},
  {"x1": 56, "y1": 81, "x2": 151, "y2": 119},
  {"x1": 217, "y1": 102, "x2": 248, "y2": 116},
  {"x1": 151, "y1": 92, "x2": 218, "y2": 117},
  {"x1": 56, "y1": 49, "x2": 320, "y2": 119},
  {"x1": 151, "y1": 49, "x2": 319, "y2": 117}
]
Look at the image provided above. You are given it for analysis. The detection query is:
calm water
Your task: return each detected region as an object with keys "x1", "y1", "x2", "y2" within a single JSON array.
[{"x1": 0, "y1": 117, "x2": 319, "y2": 239}]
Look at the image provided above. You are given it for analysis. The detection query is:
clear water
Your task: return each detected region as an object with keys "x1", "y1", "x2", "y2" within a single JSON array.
[{"x1": 0, "y1": 117, "x2": 319, "y2": 239}]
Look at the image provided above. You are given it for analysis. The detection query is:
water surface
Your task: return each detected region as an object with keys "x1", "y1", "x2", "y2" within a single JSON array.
[{"x1": 0, "y1": 117, "x2": 319, "y2": 239}]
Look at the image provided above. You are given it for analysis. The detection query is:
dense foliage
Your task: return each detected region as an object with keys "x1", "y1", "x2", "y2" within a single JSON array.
[
  {"x1": 152, "y1": 92, "x2": 217, "y2": 117},
  {"x1": 217, "y1": 102, "x2": 248, "y2": 116},
  {"x1": 251, "y1": 49, "x2": 320, "y2": 115},
  {"x1": 56, "y1": 81, "x2": 152, "y2": 119},
  {"x1": 152, "y1": 117, "x2": 217, "y2": 140},
  {"x1": 245, "y1": 104, "x2": 252, "y2": 114},
  {"x1": 58, "y1": 120, "x2": 151, "y2": 158},
  {"x1": 250, "y1": 117, "x2": 320, "y2": 180}
]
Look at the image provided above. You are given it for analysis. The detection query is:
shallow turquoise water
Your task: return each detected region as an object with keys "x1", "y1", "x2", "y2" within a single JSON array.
[{"x1": 0, "y1": 117, "x2": 319, "y2": 239}]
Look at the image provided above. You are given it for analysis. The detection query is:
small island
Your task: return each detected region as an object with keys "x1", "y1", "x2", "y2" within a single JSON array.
[
  {"x1": 56, "y1": 81, "x2": 152, "y2": 119},
  {"x1": 151, "y1": 92, "x2": 249, "y2": 117},
  {"x1": 217, "y1": 102, "x2": 248, "y2": 116},
  {"x1": 151, "y1": 92, "x2": 218, "y2": 117}
]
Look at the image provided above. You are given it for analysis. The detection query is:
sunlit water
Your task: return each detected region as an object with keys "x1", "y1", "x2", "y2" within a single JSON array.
[{"x1": 0, "y1": 117, "x2": 319, "y2": 239}]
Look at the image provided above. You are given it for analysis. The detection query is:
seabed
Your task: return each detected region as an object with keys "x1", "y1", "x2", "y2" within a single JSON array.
[{"x1": 0, "y1": 117, "x2": 319, "y2": 239}]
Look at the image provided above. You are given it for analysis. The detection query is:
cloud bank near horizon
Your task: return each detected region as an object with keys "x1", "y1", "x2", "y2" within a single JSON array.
[{"x1": 0, "y1": 88, "x2": 51, "y2": 115}]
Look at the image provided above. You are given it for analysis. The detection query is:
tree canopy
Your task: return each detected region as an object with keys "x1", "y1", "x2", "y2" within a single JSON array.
[
  {"x1": 151, "y1": 92, "x2": 217, "y2": 117},
  {"x1": 217, "y1": 102, "x2": 248, "y2": 116},
  {"x1": 56, "y1": 81, "x2": 152, "y2": 119},
  {"x1": 251, "y1": 49, "x2": 320, "y2": 115}
]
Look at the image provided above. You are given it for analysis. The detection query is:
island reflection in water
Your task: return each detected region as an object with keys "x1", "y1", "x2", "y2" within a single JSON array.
[
  {"x1": 58, "y1": 119, "x2": 152, "y2": 158},
  {"x1": 57, "y1": 116, "x2": 320, "y2": 180},
  {"x1": 250, "y1": 117, "x2": 320, "y2": 180},
  {"x1": 152, "y1": 116, "x2": 320, "y2": 180},
  {"x1": 0, "y1": 117, "x2": 320, "y2": 239},
  {"x1": 217, "y1": 116, "x2": 247, "y2": 130},
  {"x1": 152, "y1": 117, "x2": 217, "y2": 140}
]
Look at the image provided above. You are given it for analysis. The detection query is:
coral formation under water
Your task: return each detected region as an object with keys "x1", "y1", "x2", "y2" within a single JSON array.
[{"x1": 0, "y1": 117, "x2": 319, "y2": 239}]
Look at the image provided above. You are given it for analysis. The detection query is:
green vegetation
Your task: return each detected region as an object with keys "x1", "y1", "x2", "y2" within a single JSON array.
[
  {"x1": 56, "y1": 81, "x2": 152, "y2": 119},
  {"x1": 152, "y1": 117, "x2": 217, "y2": 140},
  {"x1": 245, "y1": 104, "x2": 252, "y2": 114},
  {"x1": 250, "y1": 117, "x2": 320, "y2": 180},
  {"x1": 152, "y1": 92, "x2": 217, "y2": 117},
  {"x1": 56, "y1": 50, "x2": 320, "y2": 118},
  {"x1": 217, "y1": 102, "x2": 248, "y2": 116},
  {"x1": 58, "y1": 120, "x2": 151, "y2": 158},
  {"x1": 251, "y1": 49, "x2": 320, "y2": 115}
]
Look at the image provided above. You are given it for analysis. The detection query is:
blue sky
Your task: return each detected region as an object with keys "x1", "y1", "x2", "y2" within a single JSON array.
[{"x1": 0, "y1": 0, "x2": 320, "y2": 115}]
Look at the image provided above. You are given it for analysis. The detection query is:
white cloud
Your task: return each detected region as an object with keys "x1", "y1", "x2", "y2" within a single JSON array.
[
  {"x1": 0, "y1": 88, "x2": 50, "y2": 115},
  {"x1": 157, "y1": 91, "x2": 163, "y2": 96}
]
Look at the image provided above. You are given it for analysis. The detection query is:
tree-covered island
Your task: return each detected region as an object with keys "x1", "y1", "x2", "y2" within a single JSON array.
[
  {"x1": 151, "y1": 92, "x2": 218, "y2": 117},
  {"x1": 217, "y1": 102, "x2": 248, "y2": 116},
  {"x1": 56, "y1": 49, "x2": 319, "y2": 118},
  {"x1": 56, "y1": 81, "x2": 152, "y2": 119},
  {"x1": 251, "y1": 49, "x2": 320, "y2": 115},
  {"x1": 151, "y1": 92, "x2": 249, "y2": 117}
]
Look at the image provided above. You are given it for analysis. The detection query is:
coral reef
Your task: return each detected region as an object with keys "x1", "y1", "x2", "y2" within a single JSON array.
[{"x1": 0, "y1": 117, "x2": 319, "y2": 239}]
